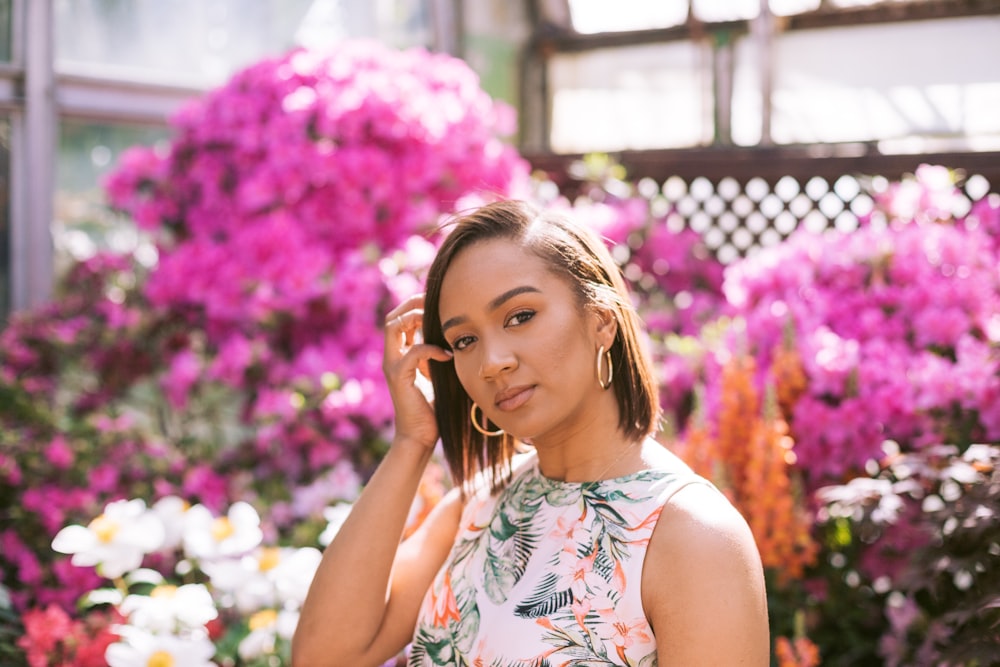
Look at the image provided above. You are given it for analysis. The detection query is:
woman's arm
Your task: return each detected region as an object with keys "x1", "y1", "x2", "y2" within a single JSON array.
[
  {"x1": 291, "y1": 446, "x2": 463, "y2": 667},
  {"x1": 291, "y1": 295, "x2": 460, "y2": 667},
  {"x1": 643, "y1": 483, "x2": 771, "y2": 667}
]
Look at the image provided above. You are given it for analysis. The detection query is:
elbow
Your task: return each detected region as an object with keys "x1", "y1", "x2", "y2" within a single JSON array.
[
  {"x1": 290, "y1": 632, "x2": 335, "y2": 667},
  {"x1": 290, "y1": 648, "x2": 336, "y2": 667},
  {"x1": 290, "y1": 633, "x2": 371, "y2": 667}
]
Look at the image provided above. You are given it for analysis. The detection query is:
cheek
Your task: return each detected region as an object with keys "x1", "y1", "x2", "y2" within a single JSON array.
[
  {"x1": 452, "y1": 355, "x2": 481, "y2": 397},
  {"x1": 533, "y1": 326, "x2": 586, "y2": 382}
]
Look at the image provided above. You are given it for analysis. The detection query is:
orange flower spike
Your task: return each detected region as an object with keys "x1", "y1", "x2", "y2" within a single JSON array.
[
  {"x1": 772, "y1": 345, "x2": 807, "y2": 419},
  {"x1": 771, "y1": 320, "x2": 808, "y2": 420},
  {"x1": 673, "y1": 385, "x2": 721, "y2": 483},
  {"x1": 794, "y1": 637, "x2": 821, "y2": 667},
  {"x1": 775, "y1": 636, "x2": 796, "y2": 667},
  {"x1": 716, "y1": 356, "x2": 759, "y2": 497},
  {"x1": 774, "y1": 635, "x2": 821, "y2": 667},
  {"x1": 673, "y1": 424, "x2": 712, "y2": 480},
  {"x1": 743, "y1": 401, "x2": 817, "y2": 582}
]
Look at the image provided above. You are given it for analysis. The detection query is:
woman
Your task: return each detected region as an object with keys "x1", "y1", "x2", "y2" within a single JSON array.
[{"x1": 292, "y1": 200, "x2": 769, "y2": 666}]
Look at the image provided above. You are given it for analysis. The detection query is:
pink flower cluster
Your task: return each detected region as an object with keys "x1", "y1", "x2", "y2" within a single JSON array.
[
  {"x1": 722, "y1": 176, "x2": 1000, "y2": 489},
  {"x1": 2, "y1": 40, "x2": 528, "y2": 617},
  {"x1": 101, "y1": 40, "x2": 529, "y2": 481}
]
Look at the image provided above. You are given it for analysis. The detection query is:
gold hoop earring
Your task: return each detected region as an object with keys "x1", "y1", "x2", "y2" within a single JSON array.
[
  {"x1": 596, "y1": 345, "x2": 614, "y2": 390},
  {"x1": 470, "y1": 402, "x2": 504, "y2": 436}
]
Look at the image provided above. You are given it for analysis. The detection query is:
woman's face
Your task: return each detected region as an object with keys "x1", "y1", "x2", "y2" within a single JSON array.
[{"x1": 437, "y1": 238, "x2": 615, "y2": 443}]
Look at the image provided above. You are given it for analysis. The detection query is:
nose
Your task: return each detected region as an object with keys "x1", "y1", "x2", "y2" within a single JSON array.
[{"x1": 479, "y1": 336, "x2": 517, "y2": 380}]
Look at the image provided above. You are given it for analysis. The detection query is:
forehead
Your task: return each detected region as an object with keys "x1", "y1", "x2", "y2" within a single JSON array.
[{"x1": 438, "y1": 238, "x2": 566, "y2": 312}]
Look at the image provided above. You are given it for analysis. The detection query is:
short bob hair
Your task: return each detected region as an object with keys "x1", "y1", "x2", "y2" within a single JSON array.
[{"x1": 423, "y1": 199, "x2": 661, "y2": 492}]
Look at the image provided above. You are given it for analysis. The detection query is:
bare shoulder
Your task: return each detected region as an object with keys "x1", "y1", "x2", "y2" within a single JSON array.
[
  {"x1": 642, "y1": 481, "x2": 771, "y2": 666},
  {"x1": 656, "y1": 481, "x2": 755, "y2": 551},
  {"x1": 639, "y1": 442, "x2": 757, "y2": 558}
]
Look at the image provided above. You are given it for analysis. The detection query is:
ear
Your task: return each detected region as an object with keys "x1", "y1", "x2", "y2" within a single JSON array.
[{"x1": 588, "y1": 302, "x2": 619, "y2": 350}]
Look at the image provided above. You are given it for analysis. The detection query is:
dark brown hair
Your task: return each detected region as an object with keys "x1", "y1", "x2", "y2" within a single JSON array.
[{"x1": 423, "y1": 200, "x2": 661, "y2": 492}]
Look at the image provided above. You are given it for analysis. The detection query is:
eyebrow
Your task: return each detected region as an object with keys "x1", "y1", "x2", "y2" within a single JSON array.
[{"x1": 441, "y1": 285, "x2": 541, "y2": 334}]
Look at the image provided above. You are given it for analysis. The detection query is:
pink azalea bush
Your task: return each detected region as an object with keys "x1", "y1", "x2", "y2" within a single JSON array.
[
  {"x1": 720, "y1": 166, "x2": 1000, "y2": 491},
  {"x1": 1, "y1": 39, "x2": 528, "y2": 648},
  {"x1": 710, "y1": 167, "x2": 1000, "y2": 665},
  {"x1": 101, "y1": 42, "x2": 529, "y2": 486}
]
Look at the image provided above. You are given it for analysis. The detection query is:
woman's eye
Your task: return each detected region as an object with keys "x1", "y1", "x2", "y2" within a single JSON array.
[
  {"x1": 451, "y1": 335, "x2": 475, "y2": 351},
  {"x1": 506, "y1": 310, "x2": 535, "y2": 327}
]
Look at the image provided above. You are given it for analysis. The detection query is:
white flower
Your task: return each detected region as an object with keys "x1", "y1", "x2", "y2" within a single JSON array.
[
  {"x1": 52, "y1": 499, "x2": 165, "y2": 579},
  {"x1": 201, "y1": 551, "x2": 275, "y2": 613},
  {"x1": 152, "y1": 496, "x2": 192, "y2": 552},
  {"x1": 270, "y1": 547, "x2": 322, "y2": 607},
  {"x1": 237, "y1": 608, "x2": 299, "y2": 661},
  {"x1": 318, "y1": 503, "x2": 353, "y2": 547},
  {"x1": 202, "y1": 545, "x2": 321, "y2": 613},
  {"x1": 105, "y1": 625, "x2": 217, "y2": 667},
  {"x1": 119, "y1": 583, "x2": 218, "y2": 635},
  {"x1": 183, "y1": 502, "x2": 262, "y2": 561}
]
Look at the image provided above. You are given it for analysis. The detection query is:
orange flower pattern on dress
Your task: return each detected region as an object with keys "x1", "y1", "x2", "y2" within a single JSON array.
[
  {"x1": 429, "y1": 572, "x2": 461, "y2": 628},
  {"x1": 408, "y1": 449, "x2": 712, "y2": 666}
]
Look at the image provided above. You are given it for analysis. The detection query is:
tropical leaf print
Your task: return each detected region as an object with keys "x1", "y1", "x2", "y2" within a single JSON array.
[
  {"x1": 409, "y1": 452, "x2": 703, "y2": 667},
  {"x1": 485, "y1": 517, "x2": 545, "y2": 597},
  {"x1": 514, "y1": 571, "x2": 573, "y2": 618},
  {"x1": 410, "y1": 624, "x2": 460, "y2": 666},
  {"x1": 482, "y1": 473, "x2": 552, "y2": 603}
]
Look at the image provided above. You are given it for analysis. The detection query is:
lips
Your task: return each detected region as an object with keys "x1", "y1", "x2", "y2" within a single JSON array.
[{"x1": 493, "y1": 385, "x2": 535, "y2": 412}]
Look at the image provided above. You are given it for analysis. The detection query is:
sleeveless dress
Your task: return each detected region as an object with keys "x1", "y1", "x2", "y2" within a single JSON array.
[{"x1": 407, "y1": 448, "x2": 712, "y2": 667}]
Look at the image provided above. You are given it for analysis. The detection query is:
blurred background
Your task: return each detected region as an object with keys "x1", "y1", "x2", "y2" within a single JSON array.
[
  {"x1": 3, "y1": 0, "x2": 999, "y2": 321},
  {"x1": 3, "y1": 3, "x2": 1000, "y2": 666}
]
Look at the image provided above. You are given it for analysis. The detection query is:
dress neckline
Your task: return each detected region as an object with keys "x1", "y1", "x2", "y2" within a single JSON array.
[{"x1": 525, "y1": 448, "x2": 675, "y2": 490}]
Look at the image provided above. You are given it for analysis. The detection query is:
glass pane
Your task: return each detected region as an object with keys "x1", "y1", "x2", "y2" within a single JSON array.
[
  {"x1": 568, "y1": 0, "x2": 951, "y2": 34},
  {"x1": 55, "y1": 121, "x2": 171, "y2": 276},
  {"x1": 692, "y1": 0, "x2": 757, "y2": 23},
  {"x1": 0, "y1": 0, "x2": 10, "y2": 62},
  {"x1": 568, "y1": 0, "x2": 687, "y2": 34},
  {"x1": 464, "y1": 2, "x2": 529, "y2": 108},
  {"x1": 769, "y1": 0, "x2": 821, "y2": 16},
  {"x1": 0, "y1": 114, "x2": 9, "y2": 320},
  {"x1": 54, "y1": 0, "x2": 433, "y2": 85},
  {"x1": 732, "y1": 16, "x2": 1000, "y2": 149},
  {"x1": 549, "y1": 42, "x2": 713, "y2": 152}
]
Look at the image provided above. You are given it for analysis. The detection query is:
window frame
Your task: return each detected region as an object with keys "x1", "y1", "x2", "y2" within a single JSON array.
[
  {"x1": 522, "y1": 0, "x2": 1000, "y2": 154},
  {"x1": 3, "y1": 0, "x2": 461, "y2": 317}
]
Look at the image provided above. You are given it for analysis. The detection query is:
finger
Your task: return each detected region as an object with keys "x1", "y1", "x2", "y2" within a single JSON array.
[
  {"x1": 406, "y1": 342, "x2": 453, "y2": 367},
  {"x1": 384, "y1": 293, "x2": 426, "y2": 323},
  {"x1": 391, "y1": 309, "x2": 425, "y2": 332},
  {"x1": 388, "y1": 342, "x2": 452, "y2": 379},
  {"x1": 384, "y1": 309, "x2": 426, "y2": 352},
  {"x1": 417, "y1": 351, "x2": 451, "y2": 380}
]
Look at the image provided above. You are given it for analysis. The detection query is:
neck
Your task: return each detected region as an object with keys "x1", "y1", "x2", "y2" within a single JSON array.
[
  {"x1": 531, "y1": 417, "x2": 645, "y2": 483},
  {"x1": 524, "y1": 379, "x2": 641, "y2": 482}
]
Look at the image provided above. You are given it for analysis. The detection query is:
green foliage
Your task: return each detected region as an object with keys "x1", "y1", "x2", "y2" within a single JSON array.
[{"x1": 814, "y1": 443, "x2": 1000, "y2": 666}]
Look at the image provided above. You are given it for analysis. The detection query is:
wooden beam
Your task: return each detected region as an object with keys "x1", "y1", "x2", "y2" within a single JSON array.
[
  {"x1": 524, "y1": 147, "x2": 1000, "y2": 188},
  {"x1": 785, "y1": 0, "x2": 1000, "y2": 30}
]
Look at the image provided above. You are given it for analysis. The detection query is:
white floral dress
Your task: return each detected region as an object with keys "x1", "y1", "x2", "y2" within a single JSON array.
[{"x1": 408, "y1": 449, "x2": 711, "y2": 667}]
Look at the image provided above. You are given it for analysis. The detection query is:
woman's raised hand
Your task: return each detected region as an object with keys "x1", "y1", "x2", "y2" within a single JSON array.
[{"x1": 382, "y1": 294, "x2": 453, "y2": 451}]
